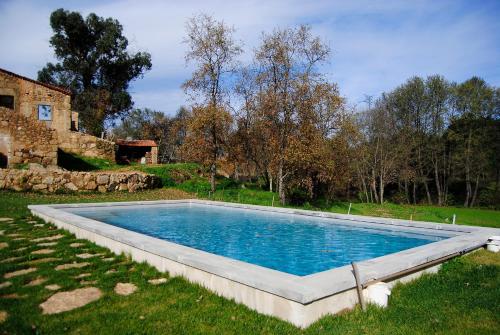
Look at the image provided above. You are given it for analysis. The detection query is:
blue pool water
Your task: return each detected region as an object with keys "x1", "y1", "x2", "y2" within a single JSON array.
[{"x1": 67, "y1": 204, "x2": 448, "y2": 276}]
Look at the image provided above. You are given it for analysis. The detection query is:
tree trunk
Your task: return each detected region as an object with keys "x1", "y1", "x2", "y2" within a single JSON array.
[
  {"x1": 210, "y1": 162, "x2": 216, "y2": 193},
  {"x1": 268, "y1": 170, "x2": 273, "y2": 192},
  {"x1": 278, "y1": 159, "x2": 285, "y2": 205},
  {"x1": 423, "y1": 179, "x2": 432, "y2": 205},
  {"x1": 434, "y1": 161, "x2": 442, "y2": 206},
  {"x1": 464, "y1": 130, "x2": 472, "y2": 207},
  {"x1": 470, "y1": 174, "x2": 480, "y2": 207}
]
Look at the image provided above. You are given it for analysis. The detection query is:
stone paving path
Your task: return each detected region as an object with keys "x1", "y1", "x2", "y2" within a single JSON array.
[
  {"x1": 114, "y1": 283, "x2": 137, "y2": 296},
  {"x1": 55, "y1": 262, "x2": 90, "y2": 271},
  {"x1": 40, "y1": 287, "x2": 102, "y2": 314},
  {"x1": 4, "y1": 268, "x2": 37, "y2": 279}
]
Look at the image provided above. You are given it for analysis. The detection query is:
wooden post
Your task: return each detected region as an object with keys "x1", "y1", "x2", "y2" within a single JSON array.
[{"x1": 351, "y1": 262, "x2": 366, "y2": 311}]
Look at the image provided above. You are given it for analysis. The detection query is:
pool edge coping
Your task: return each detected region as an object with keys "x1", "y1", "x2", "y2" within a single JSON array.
[{"x1": 28, "y1": 199, "x2": 499, "y2": 305}]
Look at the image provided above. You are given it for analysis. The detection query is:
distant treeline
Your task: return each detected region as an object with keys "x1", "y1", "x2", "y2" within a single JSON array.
[{"x1": 113, "y1": 15, "x2": 498, "y2": 208}]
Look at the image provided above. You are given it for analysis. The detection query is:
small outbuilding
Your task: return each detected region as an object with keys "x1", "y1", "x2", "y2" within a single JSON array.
[{"x1": 116, "y1": 139, "x2": 158, "y2": 165}]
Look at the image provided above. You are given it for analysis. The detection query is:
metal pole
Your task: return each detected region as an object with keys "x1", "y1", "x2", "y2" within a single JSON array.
[{"x1": 351, "y1": 262, "x2": 366, "y2": 311}]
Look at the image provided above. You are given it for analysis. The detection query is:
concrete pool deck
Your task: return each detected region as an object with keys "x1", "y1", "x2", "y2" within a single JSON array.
[{"x1": 29, "y1": 200, "x2": 500, "y2": 327}]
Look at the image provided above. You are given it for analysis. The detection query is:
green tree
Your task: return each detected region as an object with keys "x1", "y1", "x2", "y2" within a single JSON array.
[{"x1": 38, "y1": 8, "x2": 152, "y2": 136}]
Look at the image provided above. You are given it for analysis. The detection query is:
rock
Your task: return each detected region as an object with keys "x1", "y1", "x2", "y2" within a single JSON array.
[
  {"x1": 45, "y1": 284, "x2": 61, "y2": 291},
  {"x1": 114, "y1": 283, "x2": 137, "y2": 296},
  {"x1": 74, "y1": 273, "x2": 91, "y2": 279},
  {"x1": 29, "y1": 258, "x2": 61, "y2": 265},
  {"x1": 0, "y1": 242, "x2": 8, "y2": 249},
  {"x1": 25, "y1": 277, "x2": 47, "y2": 286},
  {"x1": 96, "y1": 175, "x2": 109, "y2": 185},
  {"x1": 69, "y1": 243, "x2": 85, "y2": 248},
  {"x1": 32, "y1": 249, "x2": 55, "y2": 255},
  {"x1": 148, "y1": 278, "x2": 168, "y2": 285},
  {"x1": 0, "y1": 256, "x2": 23, "y2": 264},
  {"x1": 32, "y1": 184, "x2": 48, "y2": 191},
  {"x1": 0, "y1": 310, "x2": 7, "y2": 323},
  {"x1": 80, "y1": 280, "x2": 98, "y2": 285},
  {"x1": 32, "y1": 234, "x2": 64, "y2": 242},
  {"x1": 76, "y1": 253, "x2": 103, "y2": 259},
  {"x1": 4, "y1": 267, "x2": 37, "y2": 279},
  {"x1": 64, "y1": 182, "x2": 78, "y2": 191},
  {"x1": 55, "y1": 262, "x2": 90, "y2": 271},
  {"x1": 39, "y1": 287, "x2": 102, "y2": 314},
  {"x1": 0, "y1": 281, "x2": 12, "y2": 289}
]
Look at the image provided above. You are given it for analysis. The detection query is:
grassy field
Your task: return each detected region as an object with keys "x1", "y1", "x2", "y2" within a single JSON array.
[{"x1": 0, "y1": 189, "x2": 499, "y2": 334}]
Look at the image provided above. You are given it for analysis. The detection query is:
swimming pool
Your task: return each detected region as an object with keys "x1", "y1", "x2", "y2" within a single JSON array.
[
  {"x1": 29, "y1": 200, "x2": 496, "y2": 327},
  {"x1": 66, "y1": 203, "x2": 448, "y2": 276}
]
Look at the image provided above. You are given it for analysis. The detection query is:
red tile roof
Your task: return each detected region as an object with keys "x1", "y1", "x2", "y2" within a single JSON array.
[
  {"x1": 116, "y1": 139, "x2": 158, "y2": 147},
  {"x1": 0, "y1": 67, "x2": 72, "y2": 95}
]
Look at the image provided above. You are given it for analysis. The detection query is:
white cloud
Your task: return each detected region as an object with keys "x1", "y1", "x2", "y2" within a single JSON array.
[{"x1": 0, "y1": 0, "x2": 498, "y2": 112}]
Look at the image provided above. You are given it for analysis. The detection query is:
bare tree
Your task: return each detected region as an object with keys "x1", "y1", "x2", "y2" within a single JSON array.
[{"x1": 182, "y1": 14, "x2": 242, "y2": 192}]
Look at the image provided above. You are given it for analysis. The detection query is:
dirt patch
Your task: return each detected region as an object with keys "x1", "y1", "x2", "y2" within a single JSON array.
[
  {"x1": 4, "y1": 267, "x2": 37, "y2": 279},
  {"x1": 55, "y1": 262, "x2": 90, "y2": 271},
  {"x1": 39, "y1": 287, "x2": 102, "y2": 314},
  {"x1": 114, "y1": 283, "x2": 137, "y2": 296}
]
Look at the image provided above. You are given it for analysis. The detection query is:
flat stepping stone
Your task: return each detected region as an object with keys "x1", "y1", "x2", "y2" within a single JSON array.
[
  {"x1": 0, "y1": 311, "x2": 7, "y2": 323},
  {"x1": 27, "y1": 220, "x2": 38, "y2": 224},
  {"x1": 114, "y1": 283, "x2": 137, "y2": 296},
  {"x1": 105, "y1": 269, "x2": 117, "y2": 275},
  {"x1": 0, "y1": 281, "x2": 12, "y2": 289},
  {"x1": 0, "y1": 256, "x2": 23, "y2": 264},
  {"x1": 80, "y1": 280, "x2": 98, "y2": 285},
  {"x1": 102, "y1": 257, "x2": 114, "y2": 262},
  {"x1": 40, "y1": 287, "x2": 102, "y2": 314},
  {"x1": 32, "y1": 249, "x2": 55, "y2": 255},
  {"x1": 38, "y1": 242, "x2": 57, "y2": 247},
  {"x1": 32, "y1": 234, "x2": 64, "y2": 242},
  {"x1": 12, "y1": 237, "x2": 27, "y2": 241},
  {"x1": 29, "y1": 258, "x2": 61, "y2": 265},
  {"x1": 25, "y1": 277, "x2": 47, "y2": 287},
  {"x1": 34, "y1": 224, "x2": 45, "y2": 227},
  {"x1": 69, "y1": 243, "x2": 85, "y2": 248},
  {"x1": 75, "y1": 273, "x2": 91, "y2": 279},
  {"x1": 0, "y1": 230, "x2": 3, "y2": 235},
  {"x1": 148, "y1": 278, "x2": 168, "y2": 285},
  {"x1": 0, "y1": 218, "x2": 13, "y2": 222},
  {"x1": 45, "y1": 284, "x2": 61, "y2": 291},
  {"x1": 0, "y1": 242, "x2": 8, "y2": 249},
  {"x1": 76, "y1": 253, "x2": 104, "y2": 259},
  {"x1": 4, "y1": 267, "x2": 37, "y2": 279},
  {"x1": 55, "y1": 262, "x2": 90, "y2": 271},
  {"x1": 7, "y1": 233, "x2": 22, "y2": 237}
]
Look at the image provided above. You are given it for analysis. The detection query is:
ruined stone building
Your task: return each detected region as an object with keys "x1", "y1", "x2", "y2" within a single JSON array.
[{"x1": 0, "y1": 68, "x2": 114, "y2": 167}]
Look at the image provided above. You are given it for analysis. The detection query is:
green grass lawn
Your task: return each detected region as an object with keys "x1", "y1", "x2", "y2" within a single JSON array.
[{"x1": 0, "y1": 202, "x2": 498, "y2": 334}]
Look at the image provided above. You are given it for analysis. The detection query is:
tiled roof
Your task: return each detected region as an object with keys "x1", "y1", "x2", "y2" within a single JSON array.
[
  {"x1": 116, "y1": 139, "x2": 158, "y2": 147},
  {"x1": 0, "y1": 67, "x2": 72, "y2": 95}
]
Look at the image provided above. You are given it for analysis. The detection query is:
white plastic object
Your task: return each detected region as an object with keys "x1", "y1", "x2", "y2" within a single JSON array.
[
  {"x1": 363, "y1": 282, "x2": 391, "y2": 308},
  {"x1": 486, "y1": 236, "x2": 500, "y2": 253}
]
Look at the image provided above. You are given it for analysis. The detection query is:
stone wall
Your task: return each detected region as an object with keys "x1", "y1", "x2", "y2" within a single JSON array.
[
  {"x1": 57, "y1": 131, "x2": 116, "y2": 162},
  {"x1": 0, "y1": 107, "x2": 58, "y2": 166},
  {"x1": 0, "y1": 165, "x2": 159, "y2": 193}
]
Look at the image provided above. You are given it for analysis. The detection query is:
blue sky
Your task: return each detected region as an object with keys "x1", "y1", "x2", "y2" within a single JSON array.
[{"x1": 0, "y1": 0, "x2": 498, "y2": 114}]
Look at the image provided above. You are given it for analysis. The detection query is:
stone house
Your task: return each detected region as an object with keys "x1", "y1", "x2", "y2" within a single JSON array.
[
  {"x1": 0, "y1": 68, "x2": 115, "y2": 167},
  {"x1": 116, "y1": 139, "x2": 158, "y2": 165}
]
